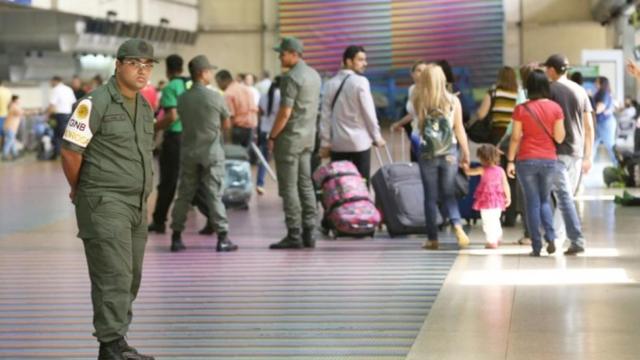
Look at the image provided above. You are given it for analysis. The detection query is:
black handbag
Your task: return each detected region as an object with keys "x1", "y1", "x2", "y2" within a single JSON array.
[
  {"x1": 466, "y1": 89, "x2": 495, "y2": 144},
  {"x1": 455, "y1": 168, "x2": 469, "y2": 199}
]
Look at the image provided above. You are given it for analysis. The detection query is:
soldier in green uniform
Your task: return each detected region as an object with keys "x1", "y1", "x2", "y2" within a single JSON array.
[
  {"x1": 147, "y1": 54, "x2": 214, "y2": 241},
  {"x1": 268, "y1": 37, "x2": 322, "y2": 249},
  {"x1": 169, "y1": 55, "x2": 239, "y2": 253},
  {"x1": 60, "y1": 39, "x2": 156, "y2": 360}
]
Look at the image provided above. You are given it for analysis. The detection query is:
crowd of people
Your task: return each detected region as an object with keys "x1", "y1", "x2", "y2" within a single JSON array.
[
  {"x1": 0, "y1": 40, "x2": 637, "y2": 255},
  {"x1": 1, "y1": 34, "x2": 640, "y2": 359}
]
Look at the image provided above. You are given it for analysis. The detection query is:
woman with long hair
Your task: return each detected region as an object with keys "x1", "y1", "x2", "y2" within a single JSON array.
[
  {"x1": 412, "y1": 64, "x2": 471, "y2": 250},
  {"x1": 592, "y1": 76, "x2": 618, "y2": 165},
  {"x1": 476, "y1": 66, "x2": 519, "y2": 144},
  {"x1": 506, "y1": 69, "x2": 565, "y2": 256}
]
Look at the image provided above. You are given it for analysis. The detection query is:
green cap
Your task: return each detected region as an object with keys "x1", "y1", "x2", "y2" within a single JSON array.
[
  {"x1": 273, "y1": 37, "x2": 304, "y2": 54},
  {"x1": 116, "y1": 38, "x2": 158, "y2": 63},
  {"x1": 188, "y1": 55, "x2": 218, "y2": 74}
]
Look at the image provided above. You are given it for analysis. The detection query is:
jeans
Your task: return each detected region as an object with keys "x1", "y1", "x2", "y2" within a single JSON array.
[
  {"x1": 256, "y1": 131, "x2": 271, "y2": 187},
  {"x1": 418, "y1": 153, "x2": 461, "y2": 240},
  {"x1": 552, "y1": 155, "x2": 585, "y2": 248},
  {"x1": 593, "y1": 116, "x2": 618, "y2": 165},
  {"x1": 516, "y1": 160, "x2": 557, "y2": 253},
  {"x1": 2, "y1": 129, "x2": 17, "y2": 158}
]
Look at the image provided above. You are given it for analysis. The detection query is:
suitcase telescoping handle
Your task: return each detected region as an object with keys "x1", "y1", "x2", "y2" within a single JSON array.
[
  {"x1": 374, "y1": 143, "x2": 393, "y2": 166},
  {"x1": 389, "y1": 127, "x2": 406, "y2": 163}
]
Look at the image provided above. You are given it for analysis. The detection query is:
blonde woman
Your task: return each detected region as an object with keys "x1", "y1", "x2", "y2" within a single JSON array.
[{"x1": 394, "y1": 64, "x2": 471, "y2": 249}]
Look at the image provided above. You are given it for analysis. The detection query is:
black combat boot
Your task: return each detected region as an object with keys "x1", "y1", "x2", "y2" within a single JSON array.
[
  {"x1": 216, "y1": 232, "x2": 238, "y2": 252},
  {"x1": 198, "y1": 222, "x2": 215, "y2": 235},
  {"x1": 118, "y1": 338, "x2": 155, "y2": 360},
  {"x1": 147, "y1": 222, "x2": 165, "y2": 234},
  {"x1": 98, "y1": 339, "x2": 124, "y2": 360},
  {"x1": 170, "y1": 231, "x2": 186, "y2": 252},
  {"x1": 302, "y1": 227, "x2": 316, "y2": 248},
  {"x1": 269, "y1": 228, "x2": 304, "y2": 249}
]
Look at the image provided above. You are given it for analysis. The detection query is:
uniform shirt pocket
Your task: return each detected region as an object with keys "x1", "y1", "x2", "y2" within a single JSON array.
[{"x1": 101, "y1": 114, "x2": 131, "y2": 134}]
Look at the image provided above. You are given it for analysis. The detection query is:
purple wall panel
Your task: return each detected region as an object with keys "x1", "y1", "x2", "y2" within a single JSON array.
[{"x1": 279, "y1": 0, "x2": 504, "y2": 87}]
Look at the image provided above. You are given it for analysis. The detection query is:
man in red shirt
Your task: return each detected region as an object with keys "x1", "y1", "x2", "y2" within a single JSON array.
[{"x1": 139, "y1": 82, "x2": 158, "y2": 112}]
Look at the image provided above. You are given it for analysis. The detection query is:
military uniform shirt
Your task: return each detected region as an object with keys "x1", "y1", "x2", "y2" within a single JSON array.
[
  {"x1": 278, "y1": 59, "x2": 321, "y2": 153},
  {"x1": 177, "y1": 82, "x2": 230, "y2": 166},
  {"x1": 61, "y1": 76, "x2": 155, "y2": 208}
]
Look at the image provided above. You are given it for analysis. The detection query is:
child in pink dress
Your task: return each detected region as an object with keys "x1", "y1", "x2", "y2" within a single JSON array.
[{"x1": 464, "y1": 144, "x2": 511, "y2": 249}]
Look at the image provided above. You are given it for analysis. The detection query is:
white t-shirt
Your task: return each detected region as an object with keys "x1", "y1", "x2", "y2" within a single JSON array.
[
  {"x1": 405, "y1": 84, "x2": 419, "y2": 135},
  {"x1": 249, "y1": 86, "x2": 261, "y2": 108},
  {"x1": 258, "y1": 89, "x2": 280, "y2": 133},
  {"x1": 49, "y1": 83, "x2": 76, "y2": 114},
  {"x1": 255, "y1": 78, "x2": 272, "y2": 96}
]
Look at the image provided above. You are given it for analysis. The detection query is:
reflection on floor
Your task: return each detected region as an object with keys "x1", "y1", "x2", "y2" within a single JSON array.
[
  {"x1": 407, "y1": 186, "x2": 640, "y2": 360},
  {"x1": 0, "y1": 155, "x2": 456, "y2": 359}
]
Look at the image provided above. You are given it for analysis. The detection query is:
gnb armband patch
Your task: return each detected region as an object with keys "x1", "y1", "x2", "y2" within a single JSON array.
[{"x1": 63, "y1": 99, "x2": 93, "y2": 148}]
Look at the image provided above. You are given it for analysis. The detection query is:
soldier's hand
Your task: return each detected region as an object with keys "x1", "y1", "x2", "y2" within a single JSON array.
[
  {"x1": 69, "y1": 189, "x2": 76, "y2": 202},
  {"x1": 267, "y1": 139, "x2": 275, "y2": 154}
]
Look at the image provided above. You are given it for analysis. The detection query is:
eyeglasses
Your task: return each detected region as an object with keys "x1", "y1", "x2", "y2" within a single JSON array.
[{"x1": 122, "y1": 59, "x2": 154, "y2": 71}]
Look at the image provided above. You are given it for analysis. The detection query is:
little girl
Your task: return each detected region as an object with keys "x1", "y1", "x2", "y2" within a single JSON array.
[{"x1": 464, "y1": 144, "x2": 511, "y2": 249}]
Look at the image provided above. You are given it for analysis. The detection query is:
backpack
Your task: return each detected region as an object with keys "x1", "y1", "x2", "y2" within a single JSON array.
[{"x1": 420, "y1": 108, "x2": 454, "y2": 159}]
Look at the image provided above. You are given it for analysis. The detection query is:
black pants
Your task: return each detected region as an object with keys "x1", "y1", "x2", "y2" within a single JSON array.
[
  {"x1": 152, "y1": 132, "x2": 210, "y2": 225},
  {"x1": 501, "y1": 155, "x2": 519, "y2": 226},
  {"x1": 53, "y1": 113, "x2": 70, "y2": 158},
  {"x1": 331, "y1": 148, "x2": 372, "y2": 183},
  {"x1": 231, "y1": 127, "x2": 253, "y2": 148}
]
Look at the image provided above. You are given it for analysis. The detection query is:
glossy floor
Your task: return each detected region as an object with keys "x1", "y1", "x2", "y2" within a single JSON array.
[
  {"x1": 1, "y1": 154, "x2": 639, "y2": 360},
  {"x1": 0, "y1": 156, "x2": 455, "y2": 359}
]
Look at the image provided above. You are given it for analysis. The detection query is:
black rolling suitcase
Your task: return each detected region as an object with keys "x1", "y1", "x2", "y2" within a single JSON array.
[{"x1": 372, "y1": 144, "x2": 439, "y2": 237}]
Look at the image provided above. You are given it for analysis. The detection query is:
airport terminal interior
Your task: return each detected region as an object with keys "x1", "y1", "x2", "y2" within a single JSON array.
[{"x1": 1, "y1": 0, "x2": 640, "y2": 359}]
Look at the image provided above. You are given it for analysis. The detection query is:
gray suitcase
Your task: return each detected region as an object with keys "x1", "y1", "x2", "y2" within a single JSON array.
[
  {"x1": 222, "y1": 145, "x2": 252, "y2": 209},
  {"x1": 372, "y1": 144, "x2": 441, "y2": 237}
]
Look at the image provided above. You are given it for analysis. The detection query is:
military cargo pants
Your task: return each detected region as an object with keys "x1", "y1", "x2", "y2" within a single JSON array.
[
  {"x1": 75, "y1": 195, "x2": 147, "y2": 343},
  {"x1": 171, "y1": 161, "x2": 229, "y2": 233},
  {"x1": 274, "y1": 148, "x2": 317, "y2": 230}
]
